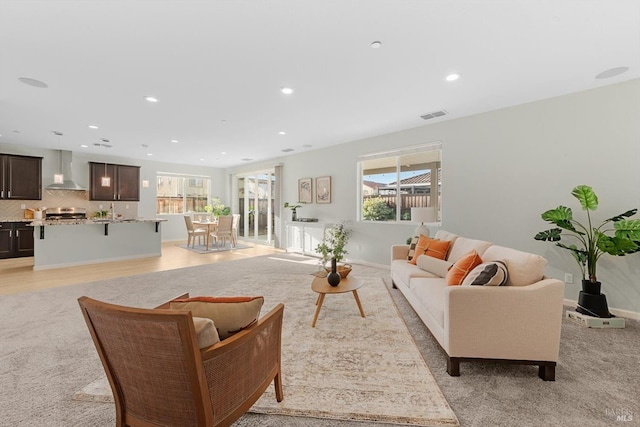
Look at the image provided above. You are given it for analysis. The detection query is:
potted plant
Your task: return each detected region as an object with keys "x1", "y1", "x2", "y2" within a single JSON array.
[
  {"x1": 284, "y1": 202, "x2": 303, "y2": 221},
  {"x1": 534, "y1": 185, "x2": 640, "y2": 317},
  {"x1": 316, "y1": 221, "x2": 353, "y2": 276},
  {"x1": 205, "y1": 198, "x2": 230, "y2": 218}
]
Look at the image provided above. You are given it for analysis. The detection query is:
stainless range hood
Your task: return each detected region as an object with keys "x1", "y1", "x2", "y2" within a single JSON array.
[{"x1": 46, "y1": 150, "x2": 86, "y2": 191}]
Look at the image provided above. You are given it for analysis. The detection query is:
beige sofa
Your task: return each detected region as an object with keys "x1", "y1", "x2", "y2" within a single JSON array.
[{"x1": 391, "y1": 230, "x2": 564, "y2": 380}]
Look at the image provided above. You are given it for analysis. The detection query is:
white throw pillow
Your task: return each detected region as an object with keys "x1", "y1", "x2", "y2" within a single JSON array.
[
  {"x1": 461, "y1": 261, "x2": 508, "y2": 286},
  {"x1": 482, "y1": 245, "x2": 546, "y2": 286},
  {"x1": 416, "y1": 254, "x2": 453, "y2": 278}
]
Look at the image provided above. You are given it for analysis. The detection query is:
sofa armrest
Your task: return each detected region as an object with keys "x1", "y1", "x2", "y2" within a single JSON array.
[
  {"x1": 444, "y1": 279, "x2": 564, "y2": 362},
  {"x1": 391, "y1": 244, "x2": 410, "y2": 262}
]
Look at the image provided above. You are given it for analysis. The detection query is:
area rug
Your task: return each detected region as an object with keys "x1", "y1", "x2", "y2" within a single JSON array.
[
  {"x1": 74, "y1": 273, "x2": 459, "y2": 426},
  {"x1": 176, "y1": 242, "x2": 252, "y2": 253}
]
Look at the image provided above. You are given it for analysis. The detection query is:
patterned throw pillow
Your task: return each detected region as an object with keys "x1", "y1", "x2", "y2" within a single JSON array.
[
  {"x1": 408, "y1": 235, "x2": 452, "y2": 265},
  {"x1": 170, "y1": 296, "x2": 264, "y2": 340},
  {"x1": 407, "y1": 236, "x2": 420, "y2": 261},
  {"x1": 461, "y1": 261, "x2": 509, "y2": 286},
  {"x1": 446, "y1": 250, "x2": 483, "y2": 286}
]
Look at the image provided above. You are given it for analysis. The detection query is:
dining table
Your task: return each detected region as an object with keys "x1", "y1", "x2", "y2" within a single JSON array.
[{"x1": 192, "y1": 218, "x2": 218, "y2": 250}]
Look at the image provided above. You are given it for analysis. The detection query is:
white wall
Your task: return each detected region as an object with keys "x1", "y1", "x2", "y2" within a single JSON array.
[{"x1": 253, "y1": 79, "x2": 640, "y2": 314}]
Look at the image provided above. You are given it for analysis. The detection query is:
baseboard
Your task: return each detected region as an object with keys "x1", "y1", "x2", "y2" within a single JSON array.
[{"x1": 563, "y1": 299, "x2": 640, "y2": 321}]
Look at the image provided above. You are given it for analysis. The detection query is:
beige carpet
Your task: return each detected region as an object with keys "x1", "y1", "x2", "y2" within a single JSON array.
[{"x1": 74, "y1": 273, "x2": 459, "y2": 426}]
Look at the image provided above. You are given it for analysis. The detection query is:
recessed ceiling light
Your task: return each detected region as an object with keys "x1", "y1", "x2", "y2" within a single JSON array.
[
  {"x1": 199, "y1": 158, "x2": 205, "y2": 161},
  {"x1": 278, "y1": 131, "x2": 286, "y2": 135},
  {"x1": 370, "y1": 41, "x2": 382, "y2": 48},
  {"x1": 88, "y1": 125, "x2": 98, "y2": 129},
  {"x1": 281, "y1": 87, "x2": 294, "y2": 95},
  {"x1": 80, "y1": 144, "x2": 88, "y2": 148},
  {"x1": 146, "y1": 153, "x2": 153, "y2": 156},
  {"x1": 595, "y1": 67, "x2": 629, "y2": 79},
  {"x1": 221, "y1": 152, "x2": 227, "y2": 155},
  {"x1": 445, "y1": 73, "x2": 461, "y2": 82},
  {"x1": 18, "y1": 77, "x2": 48, "y2": 88},
  {"x1": 171, "y1": 139, "x2": 179, "y2": 143},
  {"x1": 145, "y1": 96, "x2": 158, "y2": 103}
]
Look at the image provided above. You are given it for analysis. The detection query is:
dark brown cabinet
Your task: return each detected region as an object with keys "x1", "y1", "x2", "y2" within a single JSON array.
[
  {"x1": 89, "y1": 162, "x2": 140, "y2": 201},
  {"x1": 0, "y1": 154, "x2": 42, "y2": 200},
  {"x1": 0, "y1": 222, "x2": 34, "y2": 259}
]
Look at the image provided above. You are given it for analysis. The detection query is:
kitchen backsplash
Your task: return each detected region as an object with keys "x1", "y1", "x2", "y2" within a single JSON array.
[{"x1": 0, "y1": 189, "x2": 139, "y2": 218}]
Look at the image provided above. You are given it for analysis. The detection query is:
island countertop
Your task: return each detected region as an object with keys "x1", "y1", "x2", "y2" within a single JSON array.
[{"x1": 28, "y1": 218, "x2": 167, "y2": 226}]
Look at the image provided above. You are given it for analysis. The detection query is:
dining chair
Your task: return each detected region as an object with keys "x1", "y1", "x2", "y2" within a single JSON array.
[
  {"x1": 231, "y1": 214, "x2": 240, "y2": 247},
  {"x1": 211, "y1": 215, "x2": 233, "y2": 249},
  {"x1": 184, "y1": 215, "x2": 207, "y2": 248},
  {"x1": 78, "y1": 294, "x2": 284, "y2": 427}
]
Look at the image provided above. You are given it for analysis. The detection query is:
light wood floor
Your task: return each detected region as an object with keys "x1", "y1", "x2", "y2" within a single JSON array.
[{"x1": 0, "y1": 240, "x2": 283, "y2": 296}]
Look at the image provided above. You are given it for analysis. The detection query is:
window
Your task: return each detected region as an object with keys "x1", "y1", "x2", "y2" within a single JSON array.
[
  {"x1": 358, "y1": 143, "x2": 441, "y2": 222},
  {"x1": 156, "y1": 174, "x2": 212, "y2": 214}
]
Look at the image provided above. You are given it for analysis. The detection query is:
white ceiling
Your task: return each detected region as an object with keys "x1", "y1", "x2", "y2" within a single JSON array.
[{"x1": 1, "y1": 0, "x2": 638, "y2": 168}]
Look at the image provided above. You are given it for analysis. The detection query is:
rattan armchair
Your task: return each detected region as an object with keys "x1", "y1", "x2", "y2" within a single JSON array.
[{"x1": 78, "y1": 293, "x2": 284, "y2": 427}]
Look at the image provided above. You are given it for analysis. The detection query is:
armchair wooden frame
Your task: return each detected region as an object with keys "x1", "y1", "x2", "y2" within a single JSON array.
[{"x1": 78, "y1": 293, "x2": 284, "y2": 427}]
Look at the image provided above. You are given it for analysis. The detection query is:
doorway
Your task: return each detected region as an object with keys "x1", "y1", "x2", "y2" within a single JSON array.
[{"x1": 235, "y1": 170, "x2": 276, "y2": 245}]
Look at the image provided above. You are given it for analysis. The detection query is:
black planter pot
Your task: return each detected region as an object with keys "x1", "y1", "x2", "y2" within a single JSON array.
[
  {"x1": 581, "y1": 280, "x2": 601, "y2": 295},
  {"x1": 576, "y1": 280, "x2": 612, "y2": 318}
]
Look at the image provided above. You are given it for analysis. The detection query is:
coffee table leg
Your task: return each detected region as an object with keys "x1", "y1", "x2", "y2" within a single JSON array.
[
  {"x1": 312, "y1": 293, "x2": 325, "y2": 327},
  {"x1": 352, "y1": 290, "x2": 366, "y2": 318}
]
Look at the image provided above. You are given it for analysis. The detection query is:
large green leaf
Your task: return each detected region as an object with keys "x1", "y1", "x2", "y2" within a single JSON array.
[
  {"x1": 534, "y1": 228, "x2": 562, "y2": 242},
  {"x1": 597, "y1": 233, "x2": 639, "y2": 255},
  {"x1": 572, "y1": 185, "x2": 598, "y2": 211},
  {"x1": 541, "y1": 206, "x2": 578, "y2": 232},
  {"x1": 613, "y1": 219, "x2": 640, "y2": 240},
  {"x1": 608, "y1": 209, "x2": 638, "y2": 223},
  {"x1": 556, "y1": 242, "x2": 588, "y2": 261}
]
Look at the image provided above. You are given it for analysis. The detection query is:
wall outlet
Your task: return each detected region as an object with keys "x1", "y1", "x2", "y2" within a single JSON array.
[
  {"x1": 564, "y1": 273, "x2": 574, "y2": 284},
  {"x1": 21, "y1": 204, "x2": 26, "y2": 209},
  {"x1": 99, "y1": 204, "x2": 103, "y2": 209},
  {"x1": 125, "y1": 204, "x2": 129, "y2": 209}
]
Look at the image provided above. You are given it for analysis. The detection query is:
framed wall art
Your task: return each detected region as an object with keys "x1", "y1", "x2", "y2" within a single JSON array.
[
  {"x1": 316, "y1": 176, "x2": 331, "y2": 204},
  {"x1": 298, "y1": 178, "x2": 312, "y2": 203}
]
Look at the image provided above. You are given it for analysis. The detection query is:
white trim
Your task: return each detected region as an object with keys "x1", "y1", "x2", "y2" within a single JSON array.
[
  {"x1": 357, "y1": 141, "x2": 442, "y2": 160},
  {"x1": 563, "y1": 298, "x2": 640, "y2": 321}
]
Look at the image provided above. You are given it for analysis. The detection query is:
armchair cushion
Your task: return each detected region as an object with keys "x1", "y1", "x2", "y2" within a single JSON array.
[
  {"x1": 192, "y1": 316, "x2": 221, "y2": 348},
  {"x1": 170, "y1": 296, "x2": 264, "y2": 340}
]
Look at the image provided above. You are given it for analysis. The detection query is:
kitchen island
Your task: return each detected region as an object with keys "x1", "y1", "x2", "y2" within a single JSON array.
[{"x1": 30, "y1": 218, "x2": 167, "y2": 270}]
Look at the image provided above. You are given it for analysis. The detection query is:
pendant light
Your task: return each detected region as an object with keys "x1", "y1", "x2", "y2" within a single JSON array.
[
  {"x1": 53, "y1": 131, "x2": 64, "y2": 184},
  {"x1": 100, "y1": 139, "x2": 111, "y2": 187},
  {"x1": 141, "y1": 144, "x2": 150, "y2": 188}
]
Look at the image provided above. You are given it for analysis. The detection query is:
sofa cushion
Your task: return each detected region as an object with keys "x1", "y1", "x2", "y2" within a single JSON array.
[
  {"x1": 446, "y1": 250, "x2": 483, "y2": 286},
  {"x1": 170, "y1": 296, "x2": 264, "y2": 340},
  {"x1": 461, "y1": 261, "x2": 508, "y2": 286},
  {"x1": 392, "y1": 259, "x2": 439, "y2": 286},
  {"x1": 406, "y1": 236, "x2": 420, "y2": 261},
  {"x1": 416, "y1": 254, "x2": 453, "y2": 278},
  {"x1": 410, "y1": 277, "x2": 448, "y2": 328},
  {"x1": 447, "y1": 236, "x2": 493, "y2": 264},
  {"x1": 482, "y1": 245, "x2": 546, "y2": 286}
]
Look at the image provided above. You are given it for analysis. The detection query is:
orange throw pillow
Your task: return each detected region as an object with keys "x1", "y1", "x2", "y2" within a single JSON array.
[
  {"x1": 408, "y1": 235, "x2": 451, "y2": 265},
  {"x1": 446, "y1": 250, "x2": 483, "y2": 286}
]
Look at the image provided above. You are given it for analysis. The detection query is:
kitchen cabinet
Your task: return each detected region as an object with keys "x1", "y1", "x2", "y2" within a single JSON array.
[
  {"x1": 0, "y1": 222, "x2": 35, "y2": 259},
  {"x1": 0, "y1": 154, "x2": 42, "y2": 200},
  {"x1": 89, "y1": 162, "x2": 140, "y2": 201}
]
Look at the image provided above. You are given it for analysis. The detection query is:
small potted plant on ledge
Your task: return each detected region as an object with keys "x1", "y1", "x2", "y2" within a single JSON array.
[
  {"x1": 205, "y1": 198, "x2": 230, "y2": 219},
  {"x1": 534, "y1": 185, "x2": 640, "y2": 318},
  {"x1": 316, "y1": 221, "x2": 353, "y2": 278},
  {"x1": 284, "y1": 202, "x2": 303, "y2": 221}
]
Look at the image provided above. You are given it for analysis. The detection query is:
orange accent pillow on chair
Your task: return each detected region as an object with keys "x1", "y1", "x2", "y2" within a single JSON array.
[
  {"x1": 446, "y1": 250, "x2": 483, "y2": 285},
  {"x1": 408, "y1": 235, "x2": 451, "y2": 265}
]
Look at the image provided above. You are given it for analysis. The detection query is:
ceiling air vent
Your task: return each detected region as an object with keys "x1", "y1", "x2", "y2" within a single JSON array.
[
  {"x1": 241, "y1": 158, "x2": 253, "y2": 162},
  {"x1": 281, "y1": 148, "x2": 294, "y2": 153},
  {"x1": 420, "y1": 110, "x2": 448, "y2": 120}
]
